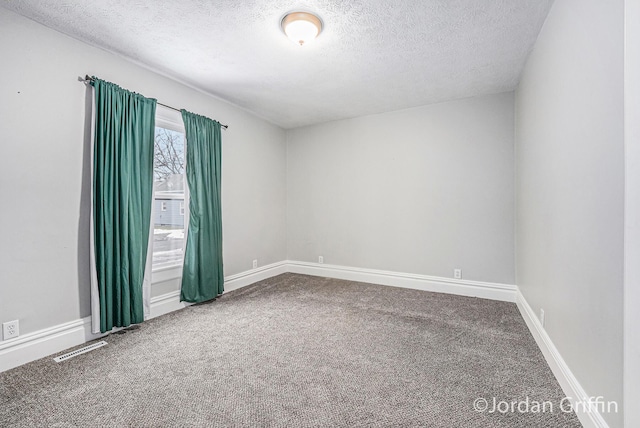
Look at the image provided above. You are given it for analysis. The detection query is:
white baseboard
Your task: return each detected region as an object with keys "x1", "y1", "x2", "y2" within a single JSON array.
[
  {"x1": 516, "y1": 290, "x2": 610, "y2": 428},
  {"x1": 0, "y1": 261, "x2": 612, "y2": 426},
  {"x1": 0, "y1": 317, "x2": 96, "y2": 373},
  {"x1": 148, "y1": 261, "x2": 288, "y2": 317},
  {"x1": 149, "y1": 290, "x2": 190, "y2": 318},
  {"x1": 224, "y1": 261, "x2": 288, "y2": 292},
  {"x1": 0, "y1": 261, "x2": 529, "y2": 380},
  {"x1": 287, "y1": 260, "x2": 517, "y2": 302},
  {"x1": 0, "y1": 261, "x2": 288, "y2": 373}
]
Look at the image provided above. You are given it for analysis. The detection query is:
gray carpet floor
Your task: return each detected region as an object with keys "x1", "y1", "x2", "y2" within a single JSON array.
[{"x1": 0, "y1": 273, "x2": 581, "y2": 427}]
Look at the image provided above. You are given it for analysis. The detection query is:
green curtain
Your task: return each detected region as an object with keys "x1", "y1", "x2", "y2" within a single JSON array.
[
  {"x1": 180, "y1": 110, "x2": 224, "y2": 303},
  {"x1": 92, "y1": 78, "x2": 156, "y2": 333}
]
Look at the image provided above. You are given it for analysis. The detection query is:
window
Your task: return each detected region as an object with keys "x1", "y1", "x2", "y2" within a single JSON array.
[{"x1": 153, "y1": 123, "x2": 186, "y2": 269}]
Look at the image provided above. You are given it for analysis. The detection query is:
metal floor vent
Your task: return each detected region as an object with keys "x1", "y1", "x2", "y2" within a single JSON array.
[{"x1": 53, "y1": 341, "x2": 108, "y2": 362}]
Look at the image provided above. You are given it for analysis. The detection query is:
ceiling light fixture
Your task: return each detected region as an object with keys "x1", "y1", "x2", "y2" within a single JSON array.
[{"x1": 281, "y1": 11, "x2": 323, "y2": 46}]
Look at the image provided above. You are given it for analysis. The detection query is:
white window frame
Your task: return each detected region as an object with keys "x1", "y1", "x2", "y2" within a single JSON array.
[{"x1": 152, "y1": 106, "x2": 188, "y2": 280}]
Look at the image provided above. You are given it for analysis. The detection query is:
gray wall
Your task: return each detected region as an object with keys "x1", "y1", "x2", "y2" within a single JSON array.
[
  {"x1": 0, "y1": 8, "x2": 287, "y2": 337},
  {"x1": 514, "y1": 0, "x2": 624, "y2": 426},
  {"x1": 624, "y1": 1, "x2": 640, "y2": 425},
  {"x1": 287, "y1": 92, "x2": 515, "y2": 284}
]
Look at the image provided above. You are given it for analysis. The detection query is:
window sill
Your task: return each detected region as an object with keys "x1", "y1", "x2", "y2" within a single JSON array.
[{"x1": 151, "y1": 264, "x2": 182, "y2": 284}]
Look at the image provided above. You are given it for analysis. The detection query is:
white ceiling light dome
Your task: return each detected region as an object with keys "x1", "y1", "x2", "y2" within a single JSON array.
[{"x1": 281, "y1": 11, "x2": 323, "y2": 46}]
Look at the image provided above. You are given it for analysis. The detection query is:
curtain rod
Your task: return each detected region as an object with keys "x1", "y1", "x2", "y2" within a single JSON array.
[{"x1": 81, "y1": 75, "x2": 229, "y2": 129}]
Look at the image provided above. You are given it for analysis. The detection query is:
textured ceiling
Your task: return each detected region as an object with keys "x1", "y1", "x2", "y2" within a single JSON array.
[{"x1": 2, "y1": 0, "x2": 554, "y2": 129}]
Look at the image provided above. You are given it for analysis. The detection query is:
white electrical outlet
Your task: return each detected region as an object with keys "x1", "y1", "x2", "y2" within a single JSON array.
[
  {"x1": 540, "y1": 309, "x2": 545, "y2": 328},
  {"x1": 453, "y1": 269, "x2": 462, "y2": 279},
  {"x1": 252, "y1": 260, "x2": 258, "y2": 269},
  {"x1": 318, "y1": 256, "x2": 324, "y2": 264},
  {"x1": 3, "y1": 320, "x2": 19, "y2": 340}
]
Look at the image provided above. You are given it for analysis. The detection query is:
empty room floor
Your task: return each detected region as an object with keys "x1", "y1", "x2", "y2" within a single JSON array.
[{"x1": 0, "y1": 274, "x2": 580, "y2": 427}]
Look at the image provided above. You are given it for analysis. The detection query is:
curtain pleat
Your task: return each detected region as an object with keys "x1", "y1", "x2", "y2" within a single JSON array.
[
  {"x1": 91, "y1": 78, "x2": 156, "y2": 333},
  {"x1": 180, "y1": 110, "x2": 224, "y2": 303}
]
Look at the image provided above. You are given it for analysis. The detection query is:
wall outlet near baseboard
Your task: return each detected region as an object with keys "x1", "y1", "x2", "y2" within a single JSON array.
[
  {"x1": 252, "y1": 260, "x2": 258, "y2": 269},
  {"x1": 539, "y1": 309, "x2": 545, "y2": 328},
  {"x1": 3, "y1": 320, "x2": 19, "y2": 340},
  {"x1": 453, "y1": 269, "x2": 462, "y2": 279},
  {"x1": 318, "y1": 256, "x2": 324, "y2": 264}
]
